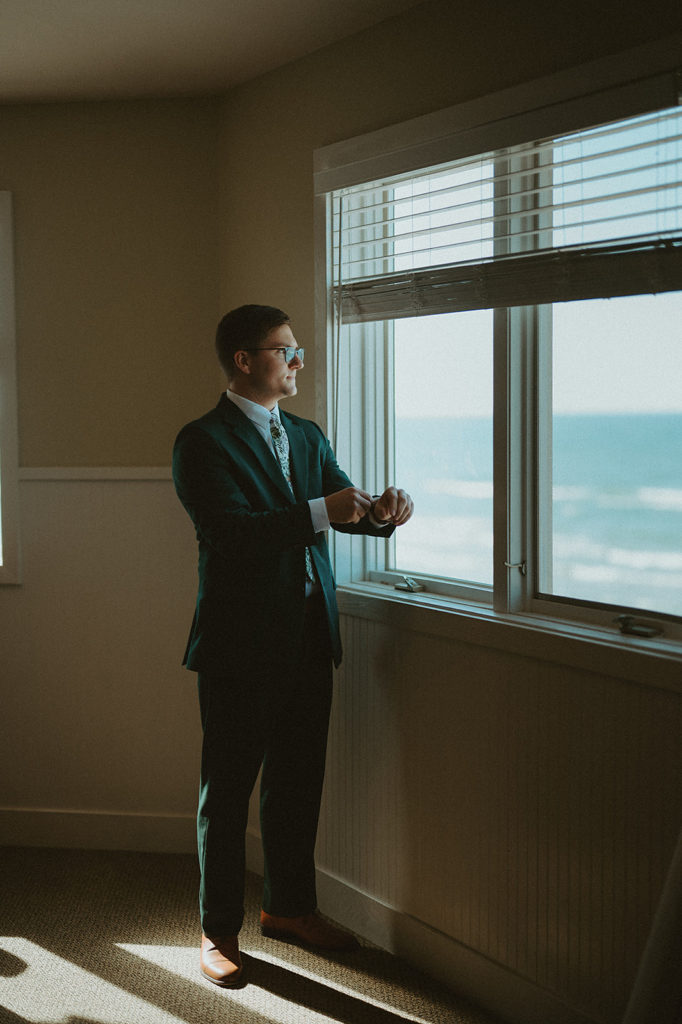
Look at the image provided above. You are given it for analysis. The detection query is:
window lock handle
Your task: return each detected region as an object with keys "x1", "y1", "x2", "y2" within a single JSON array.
[
  {"x1": 615, "y1": 614, "x2": 664, "y2": 638},
  {"x1": 504, "y1": 560, "x2": 527, "y2": 576},
  {"x1": 394, "y1": 575, "x2": 425, "y2": 593}
]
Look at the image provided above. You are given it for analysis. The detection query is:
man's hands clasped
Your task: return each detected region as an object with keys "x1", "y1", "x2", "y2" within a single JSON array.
[
  {"x1": 371, "y1": 486, "x2": 413, "y2": 526},
  {"x1": 325, "y1": 485, "x2": 413, "y2": 526}
]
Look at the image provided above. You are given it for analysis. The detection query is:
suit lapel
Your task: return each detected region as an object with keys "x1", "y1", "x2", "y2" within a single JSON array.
[
  {"x1": 282, "y1": 412, "x2": 309, "y2": 502},
  {"x1": 217, "y1": 395, "x2": 294, "y2": 503}
]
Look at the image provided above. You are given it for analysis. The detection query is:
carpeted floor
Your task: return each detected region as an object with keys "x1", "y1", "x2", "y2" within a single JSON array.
[{"x1": 0, "y1": 846, "x2": 506, "y2": 1024}]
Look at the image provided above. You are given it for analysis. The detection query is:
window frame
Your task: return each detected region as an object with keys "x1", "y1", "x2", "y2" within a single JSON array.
[
  {"x1": 0, "y1": 191, "x2": 20, "y2": 585},
  {"x1": 314, "y1": 37, "x2": 682, "y2": 653}
]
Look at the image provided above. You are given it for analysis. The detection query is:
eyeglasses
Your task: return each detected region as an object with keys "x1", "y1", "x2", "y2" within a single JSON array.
[{"x1": 243, "y1": 347, "x2": 304, "y2": 365}]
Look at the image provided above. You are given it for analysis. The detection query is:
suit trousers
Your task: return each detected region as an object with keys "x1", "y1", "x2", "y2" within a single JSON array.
[{"x1": 196, "y1": 593, "x2": 333, "y2": 938}]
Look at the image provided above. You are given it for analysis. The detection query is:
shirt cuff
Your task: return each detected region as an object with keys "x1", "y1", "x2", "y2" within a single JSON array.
[{"x1": 308, "y1": 496, "x2": 330, "y2": 533}]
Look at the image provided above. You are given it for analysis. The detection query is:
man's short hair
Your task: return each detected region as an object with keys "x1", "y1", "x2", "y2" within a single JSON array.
[{"x1": 216, "y1": 304, "x2": 291, "y2": 377}]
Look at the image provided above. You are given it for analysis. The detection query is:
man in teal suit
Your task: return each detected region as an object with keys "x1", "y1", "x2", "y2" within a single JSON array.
[{"x1": 173, "y1": 304, "x2": 413, "y2": 987}]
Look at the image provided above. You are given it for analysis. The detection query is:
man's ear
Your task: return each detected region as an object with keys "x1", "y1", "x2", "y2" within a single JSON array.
[{"x1": 233, "y1": 350, "x2": 250, "y2": 374}]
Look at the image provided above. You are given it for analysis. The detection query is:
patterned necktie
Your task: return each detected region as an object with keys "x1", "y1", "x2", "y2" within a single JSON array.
[{"x1": 270, "y1": 415, "x2": 315, "y2": 583}]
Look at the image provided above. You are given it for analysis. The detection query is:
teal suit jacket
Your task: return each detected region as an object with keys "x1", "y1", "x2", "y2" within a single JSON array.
[{"x1": 173, "y1": 394, "x2": 392, "y2": 674}]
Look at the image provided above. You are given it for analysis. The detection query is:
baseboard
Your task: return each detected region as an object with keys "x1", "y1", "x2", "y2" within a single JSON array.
[
  {"x1": 0, "y1": 807, "x2": 196, "y2": 854},
  {"x1": 245, "y1": 825, "x2": 598, "y2": 1024}
]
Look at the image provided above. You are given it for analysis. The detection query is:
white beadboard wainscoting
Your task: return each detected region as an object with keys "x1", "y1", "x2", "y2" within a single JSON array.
[
  {"x1": 2, "y1": 470, "x2": 680, "y2": 1024},
  {"x1": 309, "y1": 603, "x2": 681, "y2": 1024}
]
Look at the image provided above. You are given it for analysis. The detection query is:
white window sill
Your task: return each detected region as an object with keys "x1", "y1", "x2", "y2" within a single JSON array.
[{"x1": 337, "y1": 582, "x2": 682, "y2": 694}]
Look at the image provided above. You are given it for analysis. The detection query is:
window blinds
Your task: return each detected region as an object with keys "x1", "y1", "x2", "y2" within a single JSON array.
[{"x1": 332, "y1": 103, "x2": 682, "y2": 322}]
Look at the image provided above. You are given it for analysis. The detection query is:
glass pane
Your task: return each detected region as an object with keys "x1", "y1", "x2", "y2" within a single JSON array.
[
  {"x1": 393, "y1": 162, "x2": 494, "y2": 273},
  {"x1": 551, "y1": 109, "x2": 682, "y2": 249},
  {"x1": 393, "y1": 310, "x2": 493, "y2": 585},
  {"x1": 546, "y1": 292, "x2": 682, "y2": 616}
]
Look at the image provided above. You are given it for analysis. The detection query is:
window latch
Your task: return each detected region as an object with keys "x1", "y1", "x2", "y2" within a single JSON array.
[
  {"x1": 394, "y1": 575, "x2": 425, "y2": 593},
  {"x1": 615, "y1": 614, "x2": 664, "y2": 638}
]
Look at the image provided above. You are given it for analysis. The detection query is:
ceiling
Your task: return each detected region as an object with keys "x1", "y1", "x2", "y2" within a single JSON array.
[{"x1": 0, "y1": 0, "x2": 425, "y2": 104}]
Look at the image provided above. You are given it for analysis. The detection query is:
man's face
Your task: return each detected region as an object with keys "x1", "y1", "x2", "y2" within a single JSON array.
[{"x1": 240, "y1": 324, "x2": 303, "y2": 408}]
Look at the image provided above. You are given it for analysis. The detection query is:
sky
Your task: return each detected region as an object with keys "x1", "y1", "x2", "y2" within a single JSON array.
[{"x1": 393, "y1": 292, "x2": 682, "y2": 418}]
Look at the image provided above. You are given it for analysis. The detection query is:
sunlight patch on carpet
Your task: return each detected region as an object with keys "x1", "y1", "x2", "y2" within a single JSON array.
[
  {"x1": 0, "y1": 937, "x2": 186, "y2": 1024},
  {"x1": 119, "y1": 943, "x2": 436, "y2": 1024}
]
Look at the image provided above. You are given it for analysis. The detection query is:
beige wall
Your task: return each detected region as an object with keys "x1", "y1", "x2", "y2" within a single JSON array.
[
  {"x1": 2, "y1": 3, "x2": 682, "y2": 1024},
  {"x1": 0, "y1": 474, "x2": 199, "y2": 834},
  {"x1": 1, "y1": 98, "x2": 220, "y2": 467}
]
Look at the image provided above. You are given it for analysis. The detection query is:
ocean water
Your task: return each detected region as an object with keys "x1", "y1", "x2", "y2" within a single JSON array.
[{"x1": 394, "y1": 413, "x2": 682, "y2": 617}]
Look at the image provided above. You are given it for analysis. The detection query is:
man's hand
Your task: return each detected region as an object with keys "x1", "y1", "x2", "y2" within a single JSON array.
[
  {"x1": 372, "y1": 487, "x2": 414, "y2": 526},
  {"x1": 325, "y1": 486, "x2": 373, "y2": 524}
]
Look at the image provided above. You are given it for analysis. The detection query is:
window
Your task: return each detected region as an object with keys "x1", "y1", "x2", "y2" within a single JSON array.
[
  {"x1": 543, "y1": 292, "x2": 682, "y2": 616},
  {"x1": 393, "y1": 310, "x2": 494, "y2": 587},
  {"x1": 315, "y1": 51, "x2": 682, "y2": 639},
  {"x1": 0, "y1": 192, "x2": 20, "y2": 584}
]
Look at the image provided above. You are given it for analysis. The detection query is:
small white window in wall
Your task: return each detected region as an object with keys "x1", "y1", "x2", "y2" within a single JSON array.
[
  {"x1": 0, "y1": 192, "x2": 20, "y2": 584},
  {"x1": 315, "y1": 52, "x2": 682, "y2": 639}
]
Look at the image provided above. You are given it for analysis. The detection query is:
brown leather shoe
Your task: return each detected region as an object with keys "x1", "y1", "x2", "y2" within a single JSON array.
[
  {"x1": 260, "y1": 910, "x2": 360, "y2": 951},
  {"x1": 200, "y1": 934, "x2": 244, "y2": 987}
]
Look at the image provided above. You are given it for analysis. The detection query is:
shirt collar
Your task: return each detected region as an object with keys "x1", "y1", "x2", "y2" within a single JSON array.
[{"x1": 226, "y1": 389, "x2": 280, "y2": 431}]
